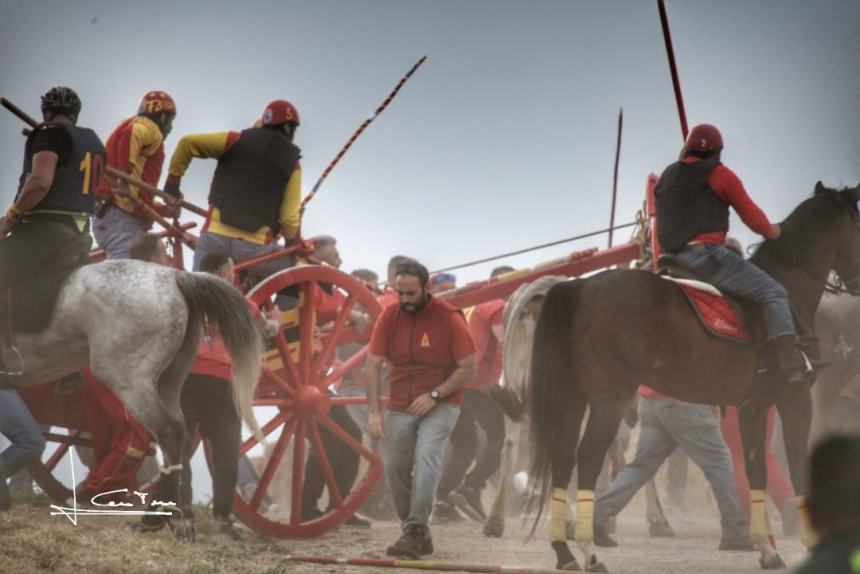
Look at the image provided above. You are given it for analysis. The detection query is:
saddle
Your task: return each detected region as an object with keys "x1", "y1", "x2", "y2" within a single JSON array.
[{"x1": 656, "y1": 253, "x2": 764, "y2": 346}]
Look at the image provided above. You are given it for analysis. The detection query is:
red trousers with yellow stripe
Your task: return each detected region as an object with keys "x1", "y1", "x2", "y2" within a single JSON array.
[{"x1": 80, "y1": 368, "x2": 152, "y2": 497}]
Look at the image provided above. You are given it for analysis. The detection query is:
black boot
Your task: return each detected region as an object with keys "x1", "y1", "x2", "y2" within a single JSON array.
[
  {"x1": 774, "y1": 335, "x2": 815, "y2": 383},
  {"x1": 0, "y1": 467, "x2": 11, "y2": 512}
]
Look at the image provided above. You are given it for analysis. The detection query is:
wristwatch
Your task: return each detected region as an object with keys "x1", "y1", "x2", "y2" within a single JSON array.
[{"x1": 429, "y1": 389, "x2": 441, "y2": 401}]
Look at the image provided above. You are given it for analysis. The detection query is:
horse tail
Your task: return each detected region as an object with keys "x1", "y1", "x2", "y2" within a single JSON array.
[
  {"x1": 175, "y1": 272, "x2": 264, "y2": 439},
  {"x1": 527, "y1": 279, "x2": 583, "y2": 537}
]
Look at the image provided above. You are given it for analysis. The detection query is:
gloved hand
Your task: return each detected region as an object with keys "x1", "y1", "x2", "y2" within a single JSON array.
[{"x1": 163, "y1": 178, "x2": 182, "y2": 199}]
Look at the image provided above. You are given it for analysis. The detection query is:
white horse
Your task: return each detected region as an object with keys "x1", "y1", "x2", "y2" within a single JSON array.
[{"x1": 4, "y1": 259, "x2": 263, "y2": 523}]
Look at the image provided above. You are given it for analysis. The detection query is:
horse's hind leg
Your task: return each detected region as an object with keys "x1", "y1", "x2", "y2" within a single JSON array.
[
  {"x1": 549, "y1": 401, "x2": 587, "y2": 571},
  {"x1": 573, "y1": 396, "x2": 625, "y2": 573}
]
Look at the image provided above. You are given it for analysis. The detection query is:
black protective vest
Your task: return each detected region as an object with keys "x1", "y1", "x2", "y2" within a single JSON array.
[
  {"x1": 655, "y1": 159, "x2": 729, "y2": 253},
  {"x1": 209, "y1": 128, "x2": 301, "y2": 232},
  {"x1": 17, "y1": 123, "x2": 106, "y2": 214}
]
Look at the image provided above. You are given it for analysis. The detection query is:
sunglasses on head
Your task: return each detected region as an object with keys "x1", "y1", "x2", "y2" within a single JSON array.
[{"x1": 432, "y1": 273, "x2": 456, "y2": 284}]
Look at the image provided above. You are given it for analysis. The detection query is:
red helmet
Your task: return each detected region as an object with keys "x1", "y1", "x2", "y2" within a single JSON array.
[
  {"x1": 137, "y1": 91, "x2": 177, "y2": 116},
  {"x1": 261, "y1": 99, "x2": 300, "y2": 127},
  {"x1": 685, "y1": 124, "x2": 723, "y2": 153}
]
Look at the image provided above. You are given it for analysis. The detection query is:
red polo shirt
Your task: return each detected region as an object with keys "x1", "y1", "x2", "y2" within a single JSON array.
[
  {"x1": 189, "y1": 301, "x2": 262, "y2": 381},
  {"x1": 464, "y1": 299, "x2": 505, "y2": 390},
  {"x1": 369, "y1": 296, "x2": 476, "y2": 411}
]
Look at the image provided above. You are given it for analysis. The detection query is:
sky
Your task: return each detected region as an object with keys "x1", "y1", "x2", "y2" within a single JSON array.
[
  {"x1": 3, "y1": 0, "x2": 859, "y2": 285},
  {"x1": 3, "y1": 0, "x2": 859, "y2": 500}
]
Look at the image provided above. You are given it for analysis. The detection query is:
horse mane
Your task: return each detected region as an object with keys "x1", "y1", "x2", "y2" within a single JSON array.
[{"x1": 752, "y1": 185, "x2": 858, "y2": 268}]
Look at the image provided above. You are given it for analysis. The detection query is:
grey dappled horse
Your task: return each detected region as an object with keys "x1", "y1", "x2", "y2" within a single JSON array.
[{"x1": 5, "y1": 259, "x2": 263, "y2": 525}]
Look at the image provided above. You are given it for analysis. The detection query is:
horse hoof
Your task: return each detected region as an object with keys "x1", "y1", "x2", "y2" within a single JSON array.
[
  {"x1": 482, "y1": 518, "x2": 504, "y2": 538},
  {"x1": 174, "y1": 520, "x2": 196, "y2": 543},
  {"x1": 556, "y1": 559, "x2": 582, "y2": 571},
  {"x1": 585, "y1": 555, "x2": 609, "y2": 573},
  {"x1": 759, "y1": 553, "x2": 787, "y2": 570}
]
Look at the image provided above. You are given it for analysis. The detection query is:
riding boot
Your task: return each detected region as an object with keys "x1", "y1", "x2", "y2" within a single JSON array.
[{"x1": 774, "y1": 335, "x2": 826, "y2": 383}]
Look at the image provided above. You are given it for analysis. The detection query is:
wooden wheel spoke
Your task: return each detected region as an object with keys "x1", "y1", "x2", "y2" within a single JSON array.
[
  {"x1": 262, "y1": 366, "x2": 296, "y2": 397},
  {"x1": 239, "y1": 412, "x2": 292, "y2": 456},
  {"x1": 316, "y1": 412, "x2": 376, "y2": 462},
  {"x1": 290, "y1": 421, "x2": 308, "y2": 525},
  {"x1": 329, "y1": 396, "x2": 369, "y2": 407},
  {"x1": 307, "y1": 419, "x2": 343, "y2": 509},
  {"x1": 321, "y1": 346, "x2": 369, "y2": 389},
  {"x1": 45, "y1": 436, "x2": 74, "y2": 471},
  {"x1": 312, "y1": 295, "x2": 356, "y2": 380},
  {"x1": 299, "y1": 281, "x2": 316, "y2": 385},
  {"x1": 250, "y1": 418, "x2": 297, "y2": 512},
  {"x1": 275, "y1": 331, "x2": 301, "y2": 387}
]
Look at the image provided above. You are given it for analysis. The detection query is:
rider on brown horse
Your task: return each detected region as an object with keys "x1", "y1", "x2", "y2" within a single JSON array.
[{"x1": 656, "y1": 123, "x2": 819, "y2": 383}]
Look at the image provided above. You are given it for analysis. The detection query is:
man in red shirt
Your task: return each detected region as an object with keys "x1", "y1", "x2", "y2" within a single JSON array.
[
  {"x1": 435, "y1": 266, "x2": 512, "y2": 523},
  {"x1": 366, "y1": 261, "x2": 476, "y2": 559},
  {"x1": 655, "y1": 123, "x2": 813, "y2": 383},
  {"x1": 377, "y1": 255, "x2": 417, "y2": 309}
]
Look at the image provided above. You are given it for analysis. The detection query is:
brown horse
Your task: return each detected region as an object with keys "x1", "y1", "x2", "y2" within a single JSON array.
[{"x1": 527, "y1": 183, "x2": 860, "y2": 572}]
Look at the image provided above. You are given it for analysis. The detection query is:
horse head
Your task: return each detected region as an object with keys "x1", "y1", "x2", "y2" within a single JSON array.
[
  {"x1": 752, "y1": 181, "x2": 860, "y2": 301},
  {"x1": 820, "y1": 181, "x2": 860, "y2": 295}
]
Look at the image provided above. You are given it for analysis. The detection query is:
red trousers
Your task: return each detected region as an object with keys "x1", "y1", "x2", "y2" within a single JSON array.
[
  {"x1": 80, "y1": 368, "x2": 152, "y2": 497},
  {"x1": 720, "y1": 405, "x2": 795, "y2": 511}
]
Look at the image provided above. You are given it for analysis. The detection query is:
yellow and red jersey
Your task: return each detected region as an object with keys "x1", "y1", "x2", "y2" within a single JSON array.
[
  {"x1": 167, "y1": 131, "x2": 302, "y2": 245},
  {"x1": 97, "y1": 115, "x2": 168, "y2": 221}
]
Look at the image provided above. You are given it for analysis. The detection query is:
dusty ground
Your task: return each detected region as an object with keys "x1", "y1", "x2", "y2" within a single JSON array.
[{"x1": 0, "y1": 495, "x2": 808, "y2": 574}]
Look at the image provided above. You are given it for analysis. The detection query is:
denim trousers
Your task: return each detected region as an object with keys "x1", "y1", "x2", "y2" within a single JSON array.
[
  {"x1": 594, "y1": 396, "x2": 747, "y2": 540},
  {"x1": 675, "y1": 243, "x2": 794, "y2": 340},
  {"x1": 0, "y1": 389, "x2": 46, "y2": 479},
  {"x1": 382, "y1": 403, "x2": 460, "y2": 530},
  {"x1": 92, "y1": 206, "x2": 147, "y2": 260},
  {"x1": 192, "y1": 232, "x2": 294, "y2": 276}
]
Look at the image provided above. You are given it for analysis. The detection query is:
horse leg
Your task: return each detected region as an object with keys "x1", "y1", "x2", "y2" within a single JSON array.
[
  {"x1": 774, "y1": 384, "x2": 814, "y2": 546},
  {"x1": 644, "y1": 478, "x2": 673, "y2": 537},
  {"x1": 573, "y1": 396, "x2": 626, "y2": 573},
  {"x1": 548, "y1": 401, "x2": 587, "y2": 572},
  {"x1": 483, "y1": 436, "x2": 513, "y2": 538},
  {"x1": 738, "y1": 402, "x2": 784, "y2": 569}
]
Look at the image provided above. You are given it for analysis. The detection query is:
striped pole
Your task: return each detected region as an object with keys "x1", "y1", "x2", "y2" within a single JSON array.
[
  {"x1": 286, "y1": 555, "x2": 561, "y2": 574},
  {"x1": 300, "y1": 56, "x2": 428, "y2": 212}
]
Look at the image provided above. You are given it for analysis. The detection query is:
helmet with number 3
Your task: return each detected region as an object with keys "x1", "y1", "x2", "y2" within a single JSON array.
[{"x1": 137, "y1": 91, "x2": 177, "y2": 116}]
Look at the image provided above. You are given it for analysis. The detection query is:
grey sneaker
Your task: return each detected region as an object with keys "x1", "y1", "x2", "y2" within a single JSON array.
[
  {"x1": 386, "y1": 525, "x2": 432, "y2": 559},
  {"x1": 449, "y1": 486, "x2": 486, "y2": 522},
  {"x1": 215, "y1": 514, "x2": 242, "y2": 541}
]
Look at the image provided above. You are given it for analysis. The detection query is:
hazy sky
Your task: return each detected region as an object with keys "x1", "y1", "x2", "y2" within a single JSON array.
[{"x1": 3, "y1": 0, "x2": 859, "y2": 285}]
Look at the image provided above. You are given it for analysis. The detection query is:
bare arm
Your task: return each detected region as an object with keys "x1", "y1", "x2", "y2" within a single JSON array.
[
  {"x1": 366, "y1": 353, "x2": 385, "y2": 439},
  {"x1": 406, "y1": 354, "x2": 477, "y2": 416}
]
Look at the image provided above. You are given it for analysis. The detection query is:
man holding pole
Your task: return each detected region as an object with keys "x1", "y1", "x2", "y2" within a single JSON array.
[
  {"x1": 92, "y1": 91, "x2": 180, "y2": 259},
  {"x1": 0, "y1": 86, "x2": 105, "y2": 374},
  {"x1": 366, "y1": 261, "x2": 476, "y2": 559},
  {"x1": 164, "y1": 100, "x2": 303, "y2": 277}
]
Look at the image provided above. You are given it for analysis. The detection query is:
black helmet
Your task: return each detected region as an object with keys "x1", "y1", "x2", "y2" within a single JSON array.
[{"x1": 40, "y1": 86, "x2": 82, "y2": 117}]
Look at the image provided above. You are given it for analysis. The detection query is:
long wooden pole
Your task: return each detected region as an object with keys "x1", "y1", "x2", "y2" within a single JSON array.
[
  {"x1": 286, "y1": 555, "x2": 561, "y2": 574},
  {"x1": 0, "y1": 96, "x2": 209, "y2": 217},
  {"x1": 657, "y1": 0, "x2": 689, "y2": 141},
  {"x1": 608, "y1": 107, "x2": 623, "y2": 248}
]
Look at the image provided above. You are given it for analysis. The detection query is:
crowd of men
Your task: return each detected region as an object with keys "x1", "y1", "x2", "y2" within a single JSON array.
[{"x1": 0, "y1": 87, "x2": 858, "y2": 572}]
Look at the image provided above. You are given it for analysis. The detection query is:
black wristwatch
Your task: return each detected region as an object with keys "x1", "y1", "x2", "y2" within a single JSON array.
[{"x1": 429, "y1": 389, "x2": 441, "y2": 401}]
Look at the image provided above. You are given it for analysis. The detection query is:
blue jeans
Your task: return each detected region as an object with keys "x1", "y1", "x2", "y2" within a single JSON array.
[
  {"x1": 595, "y1": 396, "x2": 747, "y2": 540},
  {"x1": 382, "y1": 404, "x2": 460, "y2": 530},
  {"x1": 92, "y1": 206, "x2": 147, "y2": 260},
  {"x1": 675, "y1": 243, "x2": 794, "y2": 340},
  {"x1": 192, "y1": 232, "x2": 295, "y2": 276},
  {"x1": 0, "y1": 389, "x2": 46, "y2": 479}
]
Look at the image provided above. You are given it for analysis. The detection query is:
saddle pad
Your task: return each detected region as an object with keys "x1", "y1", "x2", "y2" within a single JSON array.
[{"x1": 661, "y1": 276, "x2": 751, "y2": 344}]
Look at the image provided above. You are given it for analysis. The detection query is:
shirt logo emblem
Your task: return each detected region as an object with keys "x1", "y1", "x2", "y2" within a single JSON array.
[{"x1": 420, "y1": 333, "x2": 431, "y2": 348}]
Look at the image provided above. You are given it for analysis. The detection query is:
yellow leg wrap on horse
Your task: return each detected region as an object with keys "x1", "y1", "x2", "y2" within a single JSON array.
[
  {"x1": 749, "y1": 489, "x2": 770, "y2": 542},
  {"x1": 796, "y1": 495, "x2": 818, "y2": 547},
  {"x1": 574, "y1": 490, "x2": 595, "y2": 543},
  {"x1": 550, "y1": 488, "x2": 568, "y2": 542}
]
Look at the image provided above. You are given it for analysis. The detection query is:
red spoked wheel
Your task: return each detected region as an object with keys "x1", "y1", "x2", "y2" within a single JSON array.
[{"x1": 236, "y1": 265, "x2": 383, "y2": 538}]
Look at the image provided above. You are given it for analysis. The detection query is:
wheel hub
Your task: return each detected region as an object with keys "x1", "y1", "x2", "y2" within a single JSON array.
[{"x1": 295, "y1": 385, "x2": 331, "y2": 417}]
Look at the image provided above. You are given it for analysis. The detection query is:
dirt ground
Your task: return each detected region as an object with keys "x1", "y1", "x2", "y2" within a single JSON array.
[{"x1": 0, "y1": 494, "x2": 809, "y2": 574}]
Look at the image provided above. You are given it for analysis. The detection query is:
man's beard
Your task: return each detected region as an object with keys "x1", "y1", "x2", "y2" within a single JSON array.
[{"x1": 400, "y1": 294, "x2": 428, "y2": 315}]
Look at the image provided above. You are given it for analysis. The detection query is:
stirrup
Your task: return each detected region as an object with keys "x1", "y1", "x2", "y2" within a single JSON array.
[{"x1": 0, "y1": 346, "x2": 24, "y2": 376}]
